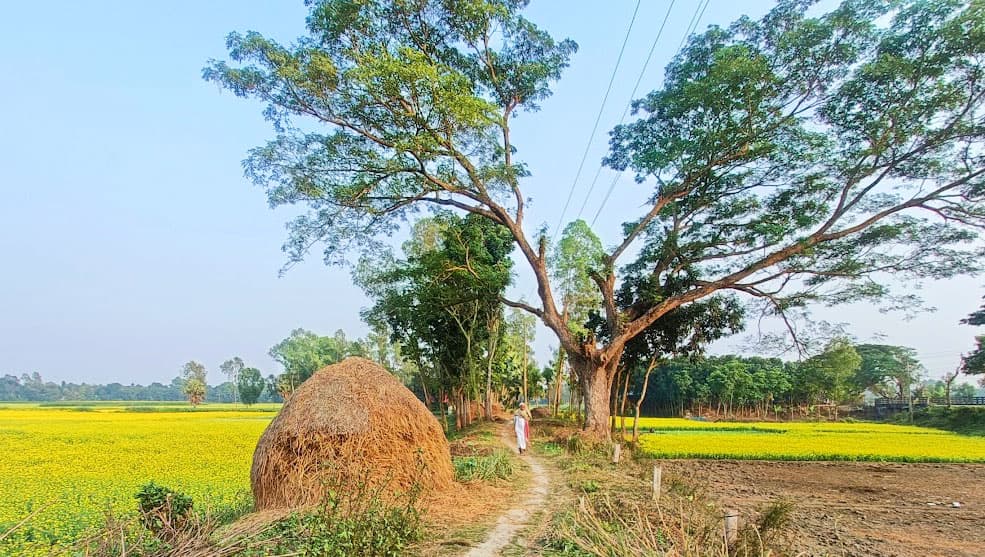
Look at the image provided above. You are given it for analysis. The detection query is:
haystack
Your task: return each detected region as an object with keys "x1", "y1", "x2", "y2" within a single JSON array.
[{"x1": 251, "y1": 357, "x2": 454, "y2": 510}]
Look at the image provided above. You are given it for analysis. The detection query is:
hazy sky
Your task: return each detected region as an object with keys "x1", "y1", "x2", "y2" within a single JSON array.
[{"x1": 1, "y1": 1, "x2": 981, "y2": 385}]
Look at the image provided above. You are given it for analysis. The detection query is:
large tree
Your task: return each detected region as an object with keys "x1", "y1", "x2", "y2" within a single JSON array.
[
  {"x1": 219, "y1": 356, "x2": 245, "y2": 402},
  {"x1": 855, "y1": 344, "x2": 923, "y2": 398},
  {"x1": 180, "y1": 360, "x2": 208, "y2": 406},
  {"x1": 237, "y1": 367, "x2": 266, "y2": 405},
  {"x1": 207, "y1": 0, "x2": 985, "y2": 438},
  {"x1": 962, "y1": 297, "x2": 985, "y2": 375},
  {"x1": 268, "y1": 328, "x2": 360, "y2": 392},
  {"x1": 358, "y1": 212, "x2": 514, "y2": 427}
]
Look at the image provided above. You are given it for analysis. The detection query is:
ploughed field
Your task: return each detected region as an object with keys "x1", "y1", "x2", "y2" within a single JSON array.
[
  {"x1": 0, "y1": 403, "x2": 276, "y2": 557},
  {"x1": 666, "y1": 460, "x2": 985, "y2": 557},
  {"x1": 633, "y1": 417, "x2": 985, "y2": 462}
]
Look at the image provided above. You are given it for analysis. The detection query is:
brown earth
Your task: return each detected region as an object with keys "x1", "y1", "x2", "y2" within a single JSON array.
[{"x1": 662, "y1": 459, "x2": 985, "y2": 557}]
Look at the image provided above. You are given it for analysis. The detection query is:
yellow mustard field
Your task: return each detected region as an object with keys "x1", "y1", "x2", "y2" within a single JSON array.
[
  {"x1": 0, "y1": 405, "x2": 275, "y2": 557},
  {"x1": 632, "y1": 418, "x2": 985, "y2": 462}
]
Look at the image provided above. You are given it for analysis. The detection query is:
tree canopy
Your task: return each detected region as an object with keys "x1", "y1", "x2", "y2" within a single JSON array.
[
  {"x1": 268, "y1": 328, "x2": 365, "y2": 393},
  {"x1": 236, "y1": 367, "x2": 266, "y2": 406},
  {"x1": 357, "y1": 212, "x2": 516, "y2": 427},
  {"x1": 855, "y1": 344, "x2": 923, "y2": 398},
  {"x1": 962, "y1": 298, "x2": 985, "y2": 375},
  {"x1": 180, "y1": 361, "x2": 208, "y2": 406},
  {"x1": 208, "y1": 0, "x2": 985, "y2": 438}
]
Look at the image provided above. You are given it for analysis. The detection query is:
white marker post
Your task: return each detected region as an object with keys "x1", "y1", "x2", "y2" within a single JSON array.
[
  {"x1": 723, "y1": 509, "x2": 739, "y2": 546},
  {"x1": 652, "y1": 465, "x2": 662, "y2": 502}
]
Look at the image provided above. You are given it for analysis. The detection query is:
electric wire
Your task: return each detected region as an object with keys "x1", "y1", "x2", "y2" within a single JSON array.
[
  {"x1": 573, "y1": 0, "x2": 678, "y2": 222},
  {"x1": 552, "y1": 0, "x2": 643, "y2": 240},
  {"x1": 590, "y1": 0, "x2": 711, "y2": 227}
]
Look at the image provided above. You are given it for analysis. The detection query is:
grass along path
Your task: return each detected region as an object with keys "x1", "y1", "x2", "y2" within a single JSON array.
[{"x1": 463, "y1": 424, "x2": 551, "y2": 557}]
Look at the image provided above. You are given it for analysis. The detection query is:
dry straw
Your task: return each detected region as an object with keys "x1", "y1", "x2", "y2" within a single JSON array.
[{"x1": 250, "y1": 357, "x2": 454, "y2": 510}]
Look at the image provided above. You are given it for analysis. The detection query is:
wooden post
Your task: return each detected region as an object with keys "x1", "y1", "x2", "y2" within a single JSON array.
[
  {"x1": 612, "y1": 443, "x2": 621, "y2": 464},
  {"x1": 723, "y1": 509, "x2": 739, "y2": 545},
  {"x1": 652, "y1": 465, "x2": 662, "y2": 502}
]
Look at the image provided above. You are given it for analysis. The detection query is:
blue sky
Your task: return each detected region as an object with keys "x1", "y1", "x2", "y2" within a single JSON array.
[{"x1": 1, "y1": 1, "x2": 980, "y2": 385}]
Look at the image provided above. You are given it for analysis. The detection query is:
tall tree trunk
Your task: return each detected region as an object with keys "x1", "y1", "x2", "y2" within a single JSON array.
[
  {"x1": 485, "y1": 342, "x2": 496, "y2": 420},
  {"x1": 945, "y1": 365, "x2": 960, "y2": 409},
  {"x1": 570, "y1": 353, "x2": 619, "y2": 441},
  {"x1": 619, "y1": 369, "x2": 631, "y2": 440},
  {"x1": 485, "y1": 316, "x2": 500, "y2": 421},
  {"x1": 633, "y1": 358, "x2": 657, "y2": 443},
  {"x1": 421, "y1": 379, "x2": 431, "y2": 410},
  {"x1": 455, "y1": 389, "x2": 464, "y2": 430},
  {"x1": 438, "y1": 389, "x2": 448, "y2": 432},
  {"x1": 522, "y1": 347, "x2": 529, "y2": 404},
  {"x1": 610, "y1": 366, "x2": 623, "y2": 433},
  {"x1": 552, "y1": 352, "x2": 564, "y2": 417}
]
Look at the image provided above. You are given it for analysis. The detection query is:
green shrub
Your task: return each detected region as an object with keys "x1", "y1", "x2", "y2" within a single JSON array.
[
  {"x1": 537, "y1": 441, "x2": 565, "y2": 457},
  {"x1": 896, "y1": 406, "x2": 985, "y2": 435},
  {"x1": 258, "y1": 482, "x2": 422, "y2": 557},
  {"x1": 580, "y1": 480, "x2": 600, "y2": 493},
  {"x1": 453, "y1": 449, "x2": 515, "y2": 482},
  {"x1": 134, "y1": 482, "x2": 193, "y2": 535}
]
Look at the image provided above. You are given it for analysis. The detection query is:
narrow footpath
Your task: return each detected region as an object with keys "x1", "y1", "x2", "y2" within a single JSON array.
[{"x1": 463, "y1": 424, "x2": 551, "y2": 557}]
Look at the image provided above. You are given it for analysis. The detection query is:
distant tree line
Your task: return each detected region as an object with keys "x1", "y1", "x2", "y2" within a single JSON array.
[
  {"x1": 0, "y1": 372, "x2": 282, "y2": 403},
  {"x1": 630, "y1": 341, "x2": 980, "y2": 420}
]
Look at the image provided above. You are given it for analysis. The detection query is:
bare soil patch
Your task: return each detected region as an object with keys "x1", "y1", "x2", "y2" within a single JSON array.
[{"x1": 663, "y1": 459, "x2": 985, "y2": 556}]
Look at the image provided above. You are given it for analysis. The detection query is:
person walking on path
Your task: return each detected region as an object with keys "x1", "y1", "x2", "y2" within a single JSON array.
[{"x1": 514, "y1": 402, "x2": 532, "y2": 454}]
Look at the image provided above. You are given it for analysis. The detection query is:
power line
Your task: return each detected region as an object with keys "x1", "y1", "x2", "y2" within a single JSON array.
[
  {"x1": 552, "y1": 0, "x2": 643, "y2": 240},
  {"x1": 591, "y1": 0, "x2": 711, "y2": 227},
  {"x1": 580, "y1": 0, "x2": 677, "y2": 224}
]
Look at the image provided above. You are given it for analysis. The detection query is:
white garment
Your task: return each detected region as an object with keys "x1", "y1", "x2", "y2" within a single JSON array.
[{"x1": 514, "y1": 415, "x2": 528, "y2": 450}]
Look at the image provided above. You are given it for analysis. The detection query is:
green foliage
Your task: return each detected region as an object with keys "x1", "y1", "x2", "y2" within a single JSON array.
[
  {"x1": 357, "y1": 213, "x2": 514, "y2": 414},
  {"x1": 855, "y1": 344, "x2": 923, "y2": 398},
  {"x1": 536, "y1": 441, "x2": 565, "y2": 457},
  {"x1": 236, "y1": 367, "x2": 265, "y2": 406},
  {"x1": 204, "y1": 0, "x2": 575, "y2": 267},
  {"x1": 794, "y1": 338, "x2": 862, "y2": 405},
  {"x1": 897, "y1": 406, "x2": 985, "y2": 436},
  {"x1": 498, "y1": 308, "x2": 540, "y2": 403},
  {"x1": 209, "y1": 0, "x2": 985, "y2": 437},
  {"x1": 256, "y1": 479, "x2": 422, "y2": 557},
  {"x1": 550, "y1": 220, "x2": 605, "y2": 338},
  {"x1": 962, "y1": 299, "x2": 985, "y2": 375},
  {"x1": 180, "y1": 361, "x2": 208, "y2": 406},
  {"x1": 452, "y1": 449, "x2": 515, "y2": 482},
  {"x1": 134, "y1": 482, "x2": 193, "y2": 535},
  {"x1": 268, "y1": 328, "x2": 365, "y2": 393},
  {"x1": 579, "y1": 480, "x2": 600, "y2": 494},
  {"x1": 607, "y1": 0, "x2": 985, "y2": 320}
]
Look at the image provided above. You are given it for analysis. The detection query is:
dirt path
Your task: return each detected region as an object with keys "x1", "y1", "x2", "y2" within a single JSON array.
[{"x1": 463, "y1": 425, "x2": 550, "y2": 557}]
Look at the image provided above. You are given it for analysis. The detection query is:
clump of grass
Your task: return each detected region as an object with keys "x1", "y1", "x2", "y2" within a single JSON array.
[
  {"x1": 134, "y1": 482, "x2": 193, "y2": 537},
  {"x1": 537, "y1": 441, "x2": 565, "y2": 457},
  {"x1": 755, "y1": 498, "x2": 794, "y2": 536},
  {"x1": 579, "y1": 480, "x2": 600, "y2": 493},
  {"x1": 453, "y1": 449, "x2": 515, "y2": 482},
  {"x1": 559, "y1": 433, "x2": 608, "y2": 456},
  {"x1": 733, "y1": 499, "x2": 796, "y2": 556},
  {"x1": 554, "y1": 492, "x2": 725, "y2": 557}
]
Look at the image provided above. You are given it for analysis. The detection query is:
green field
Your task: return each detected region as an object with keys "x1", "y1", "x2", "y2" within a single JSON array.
[
  {"x1": 633, "y1": 418, "x2": 985, "y2": 462},
  {"x1": 0, "y1": 403, "x2": 275, "y2": 557}
]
